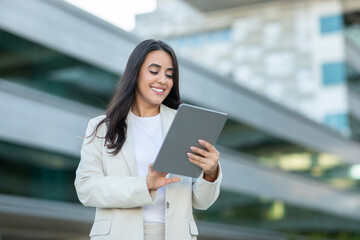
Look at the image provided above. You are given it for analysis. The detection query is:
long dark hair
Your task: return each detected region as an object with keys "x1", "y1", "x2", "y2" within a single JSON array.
[{"x1": 89, "y1": 39, "x2": 181, "y2": 155}]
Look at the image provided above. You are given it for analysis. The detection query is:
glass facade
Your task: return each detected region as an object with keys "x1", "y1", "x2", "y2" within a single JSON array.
[
  {"x1": 347, "y1": 64, "x2": 360, "y2": 96},
  {"x1": 194, "y1": 190, "x2": 360, "y2": 240},
  {"x1": 0, "y1": 30, "x2": 119, "y2": 109},
  {"x1": 344, "y1": 11, "x2": 360, "y2": 142},
  {"x1": 345, "y1": 11, "x2": 360, "y2": 93},
  {"x1": 217, "y1": 119, "x2": 360, "y2": 192},
  {"x1": 349, "y1": 115, "x2": 360, "y2": 141},
  {"x1": 0, "y1": 30, "x2": 120, "y2": 202},
  {"x1": 0, "y1": 140, "x2": 78, "y2": 202}
]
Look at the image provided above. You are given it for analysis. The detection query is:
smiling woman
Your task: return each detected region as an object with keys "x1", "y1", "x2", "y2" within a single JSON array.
[
  {"x1": 74, "y1": 39, "x2": 222, "y2": 240},
  {"x1": 133, "y1": 50, "x2": 175, "y2": 117}
]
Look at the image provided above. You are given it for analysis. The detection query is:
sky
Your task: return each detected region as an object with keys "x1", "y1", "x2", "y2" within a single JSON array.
[{"x1": 64, "y1": 0, "x2": 157, "y2": 31}]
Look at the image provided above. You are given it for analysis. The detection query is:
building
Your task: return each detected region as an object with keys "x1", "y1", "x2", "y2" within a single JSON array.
[
  {"x1": 1, "y1": 0, "x2": 360, "y2": 239},
  {"x1": 135, "y1": 0, "x2": 360, "y2": 140}
]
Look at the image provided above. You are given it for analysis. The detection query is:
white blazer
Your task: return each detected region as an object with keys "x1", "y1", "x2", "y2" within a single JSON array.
[{"x1": 75, "y1": 104, "x2": 222, "y2": 240}]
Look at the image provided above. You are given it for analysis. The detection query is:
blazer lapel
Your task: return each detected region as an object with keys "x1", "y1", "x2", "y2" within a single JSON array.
[
  {"x1": 121, "y1": 113, "x2": 138, "y2": 177},
  {"x1": 160, "y1": 104, "x2": 174, "y2": 138}
]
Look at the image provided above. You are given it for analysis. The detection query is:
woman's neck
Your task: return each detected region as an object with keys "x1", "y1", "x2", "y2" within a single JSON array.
[{"x1": 131, "y1": 102, "x2": 160, "y2": 117}]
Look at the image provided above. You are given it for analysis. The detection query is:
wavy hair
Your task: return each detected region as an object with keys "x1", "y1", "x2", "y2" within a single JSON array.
[{"x1": 89, "y1": 39, "x2": 181, "y2": 155}]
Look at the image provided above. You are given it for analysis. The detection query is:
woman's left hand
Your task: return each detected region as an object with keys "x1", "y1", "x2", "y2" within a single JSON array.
[{"x1": 187, "y1": 139, "x2": 219, "y2": 182}]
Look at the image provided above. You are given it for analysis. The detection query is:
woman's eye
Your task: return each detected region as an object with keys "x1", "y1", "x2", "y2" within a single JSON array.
[
  {"x1": 149, "y1": 71, "x2": 158, "y2": 75},
  {"x1": 166, "y1": 74, "x2": 174, "y2": 79}
]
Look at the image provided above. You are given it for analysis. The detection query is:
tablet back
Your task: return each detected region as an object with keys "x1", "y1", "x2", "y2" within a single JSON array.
[{"x1": 153, "y1": 104, "x2": 227, "y2": 178}]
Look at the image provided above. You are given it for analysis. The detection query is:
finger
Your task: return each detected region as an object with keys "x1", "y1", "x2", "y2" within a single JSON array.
[
  {"x1": 188, "y1": 157, "x2": 207, "y2": 169},
  {"x1": 198, "y1": 139, "x2": 217, "y2": 152},
  {"x1": 199, "y1": 140, "x2": 220, "y2": 156},
  {"x1": 188, "y1": 156, "x2": 210, "y2": 168},
  {"x1": 166, "y1": 177, "x2": 181, "y2": 184},
  {"x1": 190, "y1": 146, "x2": 210, "y2": 158},
  {"x1": 187, "y1": 152, "x2": 207, "y2": 164},
  {"x1": 190, "y1": 157, "x2": 217, "y2": 170},
  {"x1": 162, "y1": 177, "x2": 181, "y2": 187}
]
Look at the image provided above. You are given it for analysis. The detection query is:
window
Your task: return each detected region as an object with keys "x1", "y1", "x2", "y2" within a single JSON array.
[
  {"x1": 324, "y1": 113, "x2": 349, "y2": 132},
  {"x1": 320, "y1": 15, "x2": 343, "y2": 34},
  {"x1": 322, "y1": 62, "x2": 346, "y2": 86},
  {"x1": 166, "y1": 28, "x2": 232, "y2": 48}
]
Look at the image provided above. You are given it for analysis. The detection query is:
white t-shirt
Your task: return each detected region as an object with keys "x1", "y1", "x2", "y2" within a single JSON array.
[{"x1": 130, "y1": 111, "x2": 166, "y2": 223}]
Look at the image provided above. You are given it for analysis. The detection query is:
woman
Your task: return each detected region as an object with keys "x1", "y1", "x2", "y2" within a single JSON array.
[{"x1": 75, "y1": 39, "x2": 222, "y2": 240}]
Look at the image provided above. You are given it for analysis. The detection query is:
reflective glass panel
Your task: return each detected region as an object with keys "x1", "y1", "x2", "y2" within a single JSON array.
[{"x1": 0, "y1": 30, "x2": 119, "y2": 109}]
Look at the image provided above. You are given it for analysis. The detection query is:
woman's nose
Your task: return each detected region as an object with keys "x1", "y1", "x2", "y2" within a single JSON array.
[{"x1": 157, "y1": 74, "x2": 166, "y2": 84}]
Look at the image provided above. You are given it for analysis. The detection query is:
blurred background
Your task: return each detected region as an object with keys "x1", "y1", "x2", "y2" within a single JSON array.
[{"x1": 1, "y1": 0, "x2": 360, "y2": 239}]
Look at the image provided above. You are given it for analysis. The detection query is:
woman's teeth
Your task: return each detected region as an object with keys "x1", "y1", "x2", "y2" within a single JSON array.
[{"x1": 151, "y1": 87, "x2": 164, "y2": 93}]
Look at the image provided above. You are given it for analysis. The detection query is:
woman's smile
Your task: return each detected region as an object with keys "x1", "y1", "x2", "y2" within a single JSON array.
[{"x1": 151, "y1": 86, "x2": 166, "y2": 95}]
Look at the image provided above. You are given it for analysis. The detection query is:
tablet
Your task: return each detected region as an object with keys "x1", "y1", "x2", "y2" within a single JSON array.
[{"x1": 153, "y1": 103, "x2": 227, "y2": 178}]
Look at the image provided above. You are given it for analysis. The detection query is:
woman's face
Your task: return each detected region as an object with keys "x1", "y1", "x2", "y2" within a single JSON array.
[{"x1": 135, "y1": 50, "x2": 174, "y2": 109}]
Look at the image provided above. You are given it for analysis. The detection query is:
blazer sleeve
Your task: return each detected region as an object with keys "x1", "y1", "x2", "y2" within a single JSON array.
[
  {"x1": 74, "y1": 117, "x2": 157, "y2": 209},
  {"x1": 192, "y1": 164, "x2": 222, "y2": 210}
]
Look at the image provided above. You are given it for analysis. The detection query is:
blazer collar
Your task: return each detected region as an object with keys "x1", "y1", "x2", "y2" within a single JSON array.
[
  {"x1": 160, "y1": 104, "x2": 174, "y2": 138},
  {"x1": 121, "y1": 104, "x2": 176, "y2": 176}
]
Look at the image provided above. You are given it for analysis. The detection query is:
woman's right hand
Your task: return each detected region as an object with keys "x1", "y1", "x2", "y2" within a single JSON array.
[{"x1": 146, "y1": 163, "x2": 181, "y2": 191}]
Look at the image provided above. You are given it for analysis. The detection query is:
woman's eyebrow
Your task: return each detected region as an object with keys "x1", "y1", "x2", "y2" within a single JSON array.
[
  {"x1": 148, "y1": 63, "x2": 161, "y2": 68},
  {"x1": 148, "y1": 63, "x2": 174, "y2": 71}
]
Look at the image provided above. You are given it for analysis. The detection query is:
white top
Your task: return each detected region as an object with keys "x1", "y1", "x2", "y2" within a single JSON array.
[{"x1": 130, "y1": 111, "x2": 166, "y2": 223}]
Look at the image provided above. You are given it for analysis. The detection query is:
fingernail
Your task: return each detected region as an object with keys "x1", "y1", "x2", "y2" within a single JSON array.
[
  {"x1": 187, "y1": 152, "x2": 191, "y2": 157},
  {"x1": 190, "y1": 146, "x2": 195, "y2": 150},
  {"x1": 198, "y1": 139, "x2": 203, "y2": 143}
]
